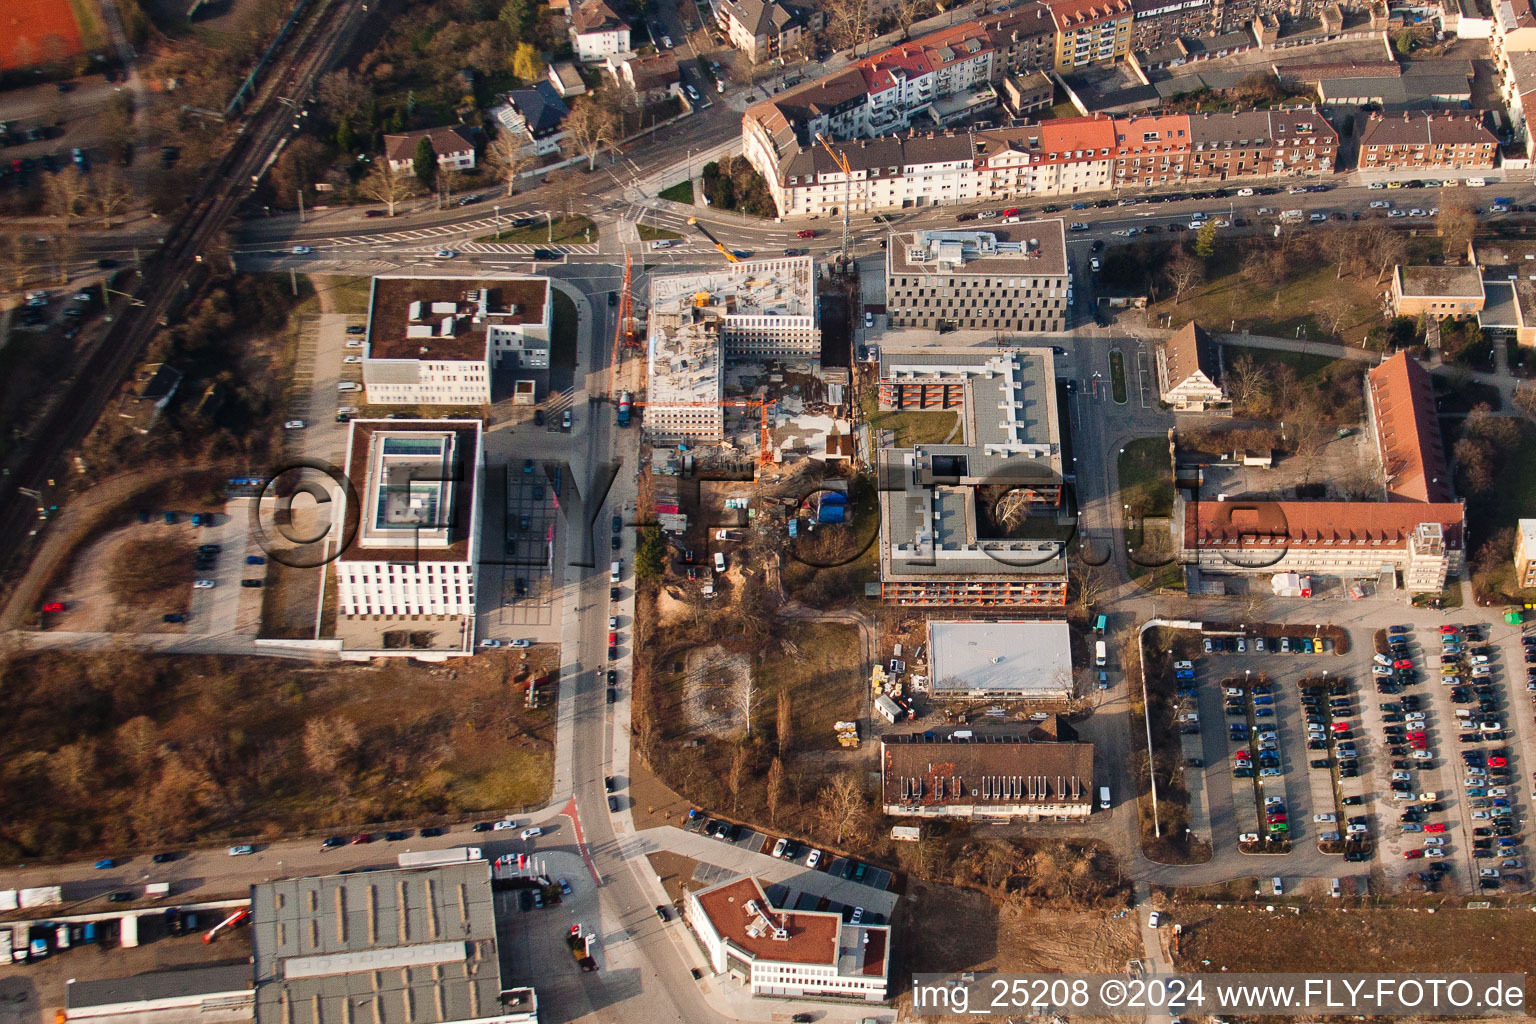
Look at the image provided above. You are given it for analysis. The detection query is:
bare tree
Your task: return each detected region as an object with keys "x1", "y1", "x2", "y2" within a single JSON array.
[
  {"x1": 45, "y1": 166, "x2": 90, "y2": 222},
  {"x1": 488, "y1": 133, "x2": 535, "y2": 198},
  {"x1": 1317, "y1": 227, "x2": 1358, "y2": 280},
  {"x1": 765, "y1": 757, "x2": 785, "y2": 825},
  {"x1": 1365, "y1": 223, "x2": 1407, "y2": 284},
  {"x1": 93, "y1": 166, "x2": 133, "y2": 228},
  {"x1": 316, "y1": 69, "x2": 372, "y2": 130},
  {"x1": 50, "y1": 739, "x2": 97, "y2": 799},
  {"x1": 115, "y1": 715, "x2": 161, "y2": 778},
  {"x1": 1319, "y1": 294, "x2": 1353, "y2": 340},
  {"x1": 817, "y1": 771, "x2": 871, "y2": 845},
  {"x1": 727, "y1": 744, "x2": 748, "y2": 810},
  {"x1": 357, "y1": 160, "x2": 421, "y2": 216},
  {"x1": 892, "y1": 0, "x2": 933, "y2": 39},
  {"x1": 1514, "y1": 381, "x2": 1536, "y2": 419},
  {"x1": 303, "y1": 715, "x2": 361, "y2": 783},
  {"x1": 1290, "y1": 417, "x2": 1331, "y2": 484},
  {"x1": 563, "y1": 96, "x2": 620, "y2": 172},
  {"x1": 776, "y1": 687, "x2": 793, "y2": 756},
  {"x1": 1225, "y1": 352, "x2": 1269, "y2": 410},
  {"x1": 1436, "y1": 197, "x2": 1476, "y2": 261},
  {"x1": 834, "y1": 0, "x2": 874, "y2": 53},
  {"x1": 1167, "y1": 250, "x2": 1205, "y2": 305},
  {"x1": 436, "y1": 165, "x2": 463, "y2": 209}
]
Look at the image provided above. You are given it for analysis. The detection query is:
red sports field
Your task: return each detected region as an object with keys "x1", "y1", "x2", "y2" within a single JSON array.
[{"x1": 1, "y1": 0, "x2": 87, "y2": 72}]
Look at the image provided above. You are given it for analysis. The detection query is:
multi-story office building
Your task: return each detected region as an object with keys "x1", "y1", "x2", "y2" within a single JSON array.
[
  {"x1": 1046, "y1": 0, "x2": 1134, "y2": 69},
  {"x1": 361, "y1": 277, "x2": 550, "y2": 406},
  {"x1": 644, "y1": 257, "x2": 819, "y2": 442},
  {"x1": 336, "y1": 419, "x2": 483, "y2": 657},
  {"x1": 1357, "y1": 111, "x2": 1499, "y2": 172},
  {"x1": 684, "y1": 876, "x2": 891, "y2": 1002},
  {"x1": 885, "y1": 222, "x2": 1070, "y2": 332},
  {"x1": 876, "y1": 349, "x2": 1070, "y2": 607}
]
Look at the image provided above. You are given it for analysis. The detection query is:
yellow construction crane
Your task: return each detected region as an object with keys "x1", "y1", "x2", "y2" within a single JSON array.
[
  {"x1": 685, "y1": 217, "x2": 738, "y2": 263},
  {"x1": 814, "y1": 132, "x2": 852, "y2": 261}
]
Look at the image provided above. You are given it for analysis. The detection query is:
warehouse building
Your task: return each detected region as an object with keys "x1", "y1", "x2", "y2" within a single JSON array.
[{"x1": 881, "y1": 728, "x2": 1095, "y2": 820}]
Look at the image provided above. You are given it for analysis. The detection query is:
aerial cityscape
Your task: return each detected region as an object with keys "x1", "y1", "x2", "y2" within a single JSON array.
[{"x1": 4, "y1": 0, "x2": 1536, "y2": 1017}]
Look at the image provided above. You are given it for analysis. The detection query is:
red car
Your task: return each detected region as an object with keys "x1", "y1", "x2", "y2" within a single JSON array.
[
  {"x1": 1489, "y1": 755, "x2": 1508, "y2": 767},
  {"x1": 1332, "y1": 721, "x2": 1350, "y2": 732},
  {"x1": 1403, "y1": 848, "x2": 1424, "y2": 859},
  {"x1": 1267, "y1": 814, "x2": 1287, "y2": 824},
  {"x1": 42, "y1": 602, "x2": 65, "y2": 613},
  {"x1": 795, "y1": 229, "x2": 816, "y2": 238},
  {"x1": 1439, "y1": 625, "x2": 1459, "y2": 634},
  {"x1": 1407, "y1": 731, "x2": 1427, "y2": 741},
  {"x1": 350, "y1": 833, "x2": 372, "y2": 844},
  {"x1": 1410, "y1": 739, "x2": 1429, "y2": 750},
  {"x1": 1393, "y1": 659, "x2": 1413, "y2": 669},
  {"x1": 1424, "y1": 823, "x2": 1447, "y2": 834},
  {"x1": 1002, "y1": 207, "x2": 1020, "y2": 216},
  {"x1": 609, "y1": 631, "x2": 619, "y2": 645}
]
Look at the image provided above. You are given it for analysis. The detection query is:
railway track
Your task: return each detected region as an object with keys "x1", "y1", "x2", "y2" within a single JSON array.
[{"x1": 0, "y1": 0, "x2": 368, "y2": 587}]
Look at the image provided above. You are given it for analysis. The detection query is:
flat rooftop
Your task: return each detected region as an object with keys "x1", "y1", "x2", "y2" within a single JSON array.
[
  {"x1": 367, "y1": 277, "x2": 549, "y2": 362},
  {"x1": 340, "y1": 419, "x2": 480, "y2": 563},
  {"x1": 887, "y1": 222, "x2": 1068, "y2": 278},
  {"x1": 692, "y1": 876, "x2": 888, "y2": 978},
  {"x1": 927, "y1": 619, "x2": 1074, "y2": 695},
  {"x1": 67, "y1": 964, "x2": 254, "y2": 1009},
  {"x1": 647, "y1": 309, "x2": 725, "y2": 407},
  {"x1": 648, "y1": 255, "x2": 817, "y2": 319},
  {"x1": 251, "y1": 864, "x2": 502, "y2": 1024},
  {"x1": 1397, "y1": 264, "x2": 1484, "y2": 298}
]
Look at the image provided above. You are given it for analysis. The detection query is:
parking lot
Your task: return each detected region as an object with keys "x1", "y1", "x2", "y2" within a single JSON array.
[{"x1": 1182, "y1": 618, "x2": 1532, "y2": 893}]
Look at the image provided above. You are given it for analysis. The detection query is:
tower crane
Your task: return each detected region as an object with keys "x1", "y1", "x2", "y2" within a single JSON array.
[{"x1": 814, "y1": 132, "x2": 852, "y2": 264}]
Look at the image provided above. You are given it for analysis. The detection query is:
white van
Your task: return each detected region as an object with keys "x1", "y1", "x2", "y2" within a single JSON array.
[
  {"x1": 1098, "y1": 785, "x2": 1111, "y2": 810},
  {"x1": 1095, "y1": 640, "x2": 1107, "y2": 667},
  {"x1": 1466, "y1": 177, "x2": 1487, "y2": 187},
  {"x1": 610, "y1": 561, "x2": 621, "y2": 583},
  {"x1": 714, "y1": 551, "x2": 726, "y2": 572}
]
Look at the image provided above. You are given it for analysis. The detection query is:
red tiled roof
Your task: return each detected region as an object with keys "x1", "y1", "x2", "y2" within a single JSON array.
[
  {"x1": 1367, "y1": 351, "x2": 1452, "y2": 503},
  {"x1": 1044, "y1": 0, "x2": 1131, "y2": 27},
  {"x1": 1184, "y1": 500, "x2": 1464, "y2": 551}
]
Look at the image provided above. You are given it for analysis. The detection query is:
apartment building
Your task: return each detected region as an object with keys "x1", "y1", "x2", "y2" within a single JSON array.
[
  {"x1": 881, "y1": 729, "x2": 1095, "y2": 820},
  {"x1": 876, "y1": 349, "x2": 1070, "y2": 607},
  {"x1": 1186, "y1": 108, "x2": 1338, "y2": 180},
  {"x1": 1357, "y1": 111, "x2": 1498, "y2": 172},
  {"x1": 382, "y1": 126, "x2": 476, "y2": 175},
  {"x1": 1114, "y1": 112, "x2": 1192, "y2": 186},
  {"x1": 976, "y1": 117, "x2": 1119, "y2": 197},
  {"x1": 644, "y1": 257, "x2": 819, "y2": 442},
  {"x1": 978, "y1": 3, "x2": 1059, "y2": 77},
  {"x1": 714, "y1": 0, "x2": 816, "y2": 62},
  {"x1": 1365, "y1": 351, "x2": 1454, "y2": 504},
  {"x1": 336, "y1": 420, "x2": 483, "y2": 657},
  {"x1": 1046, "y1": 0, "x2": 1134, "y2": 69},
  {"x1": 684, "y1": 876, "x2": 890, "y2": 1002},
  {"x1": 1492, "y1": 0, "x2": 1536, "y2": 145},
  {"x1": 569, "y1": 0, "x2": 630, "y2": 61},
  {"x1": 361, "y1": 277, "x2": 550, "y2": 406},
  {"x1": 885, "y1": 222, "x2": 1070, "y2": 332},
  {"x1": 1515, "y1": 519, "x2": 1536, "y2": 587}
]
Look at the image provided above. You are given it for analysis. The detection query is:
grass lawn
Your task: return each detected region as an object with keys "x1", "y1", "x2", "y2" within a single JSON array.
[
  {"x1": 1220, "y1": 343, "x2": 1353, "y2": 383},
  {"x1": 659, "y1": 180, "x2": 695, "y2": 204},
  {"x1": 550, "y1": 290, "x2": 578, "y2": 372},
  {"x1": 1157, "y1": 260, "x2": 1384, "y2": 347},
  {"x1": 753, "y1": 623, "x2": 866, "y2": 746},
  {"x1": 479, "y1": 215, "x2": 594, "y2": 245},
  {"x1": 1109, "y1": 349, "x2": 1128, "y2": 404},
  {"x1": 860, "y1": 387, "x2": 960, "y2": 446},
  {"x1": 314, "y1": 275, "x2": 373, "y2": 316},
  {"x1": 637, "y1": 223, "x2": 683, "y2": 242},
  {"x1": 1117, "y1": 437, "x2": 1173, "y2": 517}
]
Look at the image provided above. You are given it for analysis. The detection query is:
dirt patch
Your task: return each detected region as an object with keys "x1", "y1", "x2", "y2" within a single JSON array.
[
  {"x1": 682, "y1": 645, "x2": 751, "y2": 738},
  {"x1": 627, "y1": 749, "x2": 694, "y2": 831},
  {"x1": 894, "y1": 881, "x2": 1143, "y2": 1021},
  {"x1": 50, "y1": 522, "x2": 194, "y2": 632},
  {"x1": 645, "y1": 850, "x2": 701, "y2": 907},
  {"x1": 1173, "y1": 906, "x2": 1536, "y2": 975}
]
